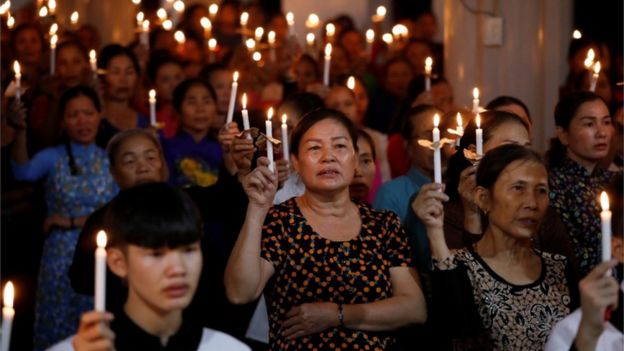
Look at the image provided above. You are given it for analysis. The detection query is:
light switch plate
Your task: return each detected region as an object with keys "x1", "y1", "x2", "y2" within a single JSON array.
[{"x1": 483, "y1": 16, "x2": 503, "y2": 46}]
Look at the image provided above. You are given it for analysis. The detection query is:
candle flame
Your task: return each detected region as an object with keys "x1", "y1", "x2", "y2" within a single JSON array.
[
  {"x1": 96, "y1": 230, "x2": 107, "y2": 248},
  {"x1": 70, "y1": 10, "x2": 79, "y2": 24},
  {"x1": 240, "y1": 12, "x2": 249, "y2": 26},
  {"x1": 48, "y1": 0, "x2": 55, "y2": 12},
  {"x1": 50, "y1": 34, "x2": 58, "y2": 47},
  {"x1": 326, "y1": 23, "x2": 335, "y2": 37},
  {"x1": 252, "y1": 51, "x2": 261, "y2": 62},
  {"x1": 7, "y1": 14, "x2": 14, "y2": 29},
  {"x1": 473, "y1": 87, "x2": 479, "y2": 99},
  {"x1": 0, "y1": 1, "x2": 10, "y2": 16},
  {"x1": 157, "y1": 8, "x2": 167, "y2": 20},
  {"x1": 433, "y1": 113, "x2": 440, "y2": 127},
  {"x1": 584, "y1": 48, "x2": 595, "y2": 69},
  {"x1": 306, "y1": 32, "x2": 315, "y2": 45},
  {"x1": 425, "y1": 56, "x2": 433, "y2": 71},
  {"x1": 268, "y1": 31, "x2": 276, "y2": 44},
  {"x1": 306, "y1": 13, "x2": 319, "y2": 28},
  {"x1": 382, "y1": 33, "x2": 393, "y2": 44},
  {"x1": 162, "y1": 19, "x2": 172, "y2": 30},
  {"x1": 3, "y1": 281, "x2": 14, "y2": 308},
  {"x1": 174, "y1": 30, "x2": 185, "y2": 44},
  {"x1": 200, "y1": 17, "x2": 211, "y2": 30},
  {"x1": 376, "y1": 6, "x2": 387, "y2": 17},
  {"x1": 136, "y1": 11, "x2": 144, "y2": 24},
  {"x1": 245, "y1": 38, "x2": 256, "y2": 50},
  {"x1": 324, "y1": 43, "x2": 332, "y2": 57},
  {"x1": 456, "y1": 113, "x2": 463, "y2": 127},
  {"x1": 347, "y1": 76, "x2": 355, "y2": 90},
  {"x1": 233, "y1": 71, "x2": 239, "y2": 82},
  {"x1": 600, "y1": 191, "x2": 610, "y2": 211},
  {"x1": 366, "y1": 29, "x2": 374, "y2": 42},
  {"x1": 208, "y1": 38, "x2": 217, "y2": 49},
  {"x1": 148, "y1": 89, "x2": 156, "y2": 99},
  {"x1": 132, "y1": 0, "x2": 141, "y2": 4},
  {"x1": 282, "y1": 114, "x2": 288, "y2": 124},
  {"x1": 142, "y1": 19, "x2": 150, "y2": 31},
  {"x1": 38, "y1": 5, "x2": 48, "y2": 17},
  {"x1": 254, "y1": 27, "x2": 264, "y2": 41},
  {"x1": 209, "y1": 4, "x2": 218, "y2": 16},
  {"x1": 13, "y1": 60, "x2": 20, "y2": 77},
  {"x1": 49, "y1": 23, "x2": 58, "y2": 36},
  {"x1": 286, "y1": 12, "x2": 294, "y2": 25},
  {"x1": 572, "y1": 29, "x2": 582, "y2": 39},
  {"x1": 89, "y1": 49, "x2": 96, "y2": 62},
  {"x1": 476, "y1": 113, "x2": 481, "y2": 128},
  {"x1": 242, "y1": 93, "x2": 247, "y2": 109},
  {"x1": 173, "y1": 0, "x2": 184, "y2": 12},
  {"x1": 267, "y1": 107, "x2": 274, "y2": 121},
  {"x1": 593, "y1": 61, "x2": 601, "y2": 74}
]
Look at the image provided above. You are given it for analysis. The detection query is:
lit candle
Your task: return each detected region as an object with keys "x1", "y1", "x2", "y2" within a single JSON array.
[
  {"x1": 241, "y1": 93, "x2": 250, "y2": 131},
  {"x1": 95, "y1": 231, "x2": 107, "y2": 312},
  {"x1": 7, "y1": 14, "x2": 14, "y2": 29},
  {"x1": 48, "y1": 0, "x2": 55, "y2": 15},
  {"x1": 424, "y1": 56, "x2": 433, "y2": 91},
  {"x1": 132, "y1": 0, "x2": 141, "y2": 4},
  {"x1": 392, "y1": 24, "x2": 402, "y2": 41},
  {"x1": 372, "y1": 5, "x2": 386, "y2": 23},
  {"x1": 50, "y1": 34, "x2": 57, "y2": 75},
  {"x1": 323, "y1": 43, "x2": 332, "y2": 86},
  {"x1": 89, "y1": 49, "x2": 97, "y2": 77},
  {"x1": 208, "y1": 38, "x2": 217, "y2": 63},
  {"x1": 365, "y1": 29, "x2": 374, "y2": 61},
  {"x1": 325, "y1": 23, "x2": 335, "y2": 43},
  {"x1": 472, "y1": 87, "x2": 480, "y2": 114},
  {"x1": 225, "y1": 71, "x2": 239, "y2": 125},
  {"x1": 156, "y1": 8, "x2": 167, "y2": 22},
  {"x1": 173, "y1": 0, "x2": 184, "y2": 13},
  {"x1": 1, "y1": 281, "x2": 15, "y2": 351},
  {"x1": 268, "y1": 31, "x2": 276, "y2": 62},
  {"x1": 0, "y1": 2, "x2": 10, "y2": 16},
  {"x1": 306, "y1": 33, "x2": 315, "y2": 51},
  {"x1": 281, "y1": 114, "x2": 289, "y2": 165},
  {"x1": 49, "y1": 23, "x2": 58, "y2": 36},
  {"x1": 136, "y1": 11, "x2": 144, "y2": 27},
  {"x1": 208, "y1": 4, "x2": 218, "y2": 20},
  {"x1": 254, "y1": 27, "x2": 264, "y2": 43},
  {"x1": 347, "y1": 76, "x2": 355, "y2": 91},
  {"x1": 382, "y1": 33, "x2": 393, "y2": 46},
  {"x1": 149, "y1": 89, "x2": 157, "y2": 127},
  {"x1": 572, "y1": 29, "x2": 582, "y2": 39},
  {"x1": 70, "y1": 10, "x2": 79, "y2": 28},
  {"x1": 240, "y1": 12, "x2": 249, "y2": 39},
  {"x1": 583, "y1": 48, "x2": 595, "y2": 70},
  {"x1": 266, "y1": 107, "x2": 274, "y2": 172},
  {"x1": 600, "y1": 191, "x2": 612, "y2": 263},
  {"x1": 456, "y1": 112, "x2": 464, "y2": 146},
  {"x1": 200, "y1": 17, "x2": 211, "y2": 39},
  {"x1": 286, "y1": 12, "x2": 295, "y2": 37},
  {"x1": 174, "y1": 30, "x2": 186, "y2": 45},
  {"x1": 245, "y1": 38, "x2": 256, "y2": 52},
  {"x1": 305, "y1": 13, "x2": 319, "y2": 29},
  {"x1": 475, "y1": 113, "x2": 483, "y2": 157},
  {"x1": 38, "y1": 5, "x2": 48, "y2": 17},
  {"x1": 433, "y1": 113, "x2": 442, "y2": 184},
  {"x1": 162, "y1": 19, "x2": 173, "y2": 31},
  {"x1": 13, "y1": 60, "x2": 21, "y2": 102},
  {"x1": 589, "y1": 61, "x2": 601, "y2": 92},
  {"x1": 252, "y1": 51, "x2": 262, "y2": 63},
  {"x1": 141, "y1": 20, "x2": 150, "y2": 48}
]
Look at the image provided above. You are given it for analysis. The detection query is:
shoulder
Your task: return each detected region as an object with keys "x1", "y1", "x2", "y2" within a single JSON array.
[
  {"x1": 197, "y1": 328, "x2": 251, "y2": 351},
  {"x1": 373, "y1": 176, "x2": 410, "y2": 203}
]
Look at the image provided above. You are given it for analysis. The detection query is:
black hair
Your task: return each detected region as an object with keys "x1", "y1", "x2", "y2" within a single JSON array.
[
  {"x1": 289, "y1": 108, "x2": 358, "y2": 157},
  {"x1": 278, "y1": 92, "x2": 324, "y2": 120},
  {"x1": 545, "y1": 91, "x2": 606, "y2": 170},
  {"x1": 149, "y1": 27, "x2": 171, "y2": 50},
  {"x1": 486, "y1": 95, "x2": 532, "y2": 123},
  {"x1": 476, "y1": 143, "x2": 545, "y2": 190},
  {"x1": 390, "y1": 75, "x2": 448, "y2": 133},
  {"x1": 55, "y1": 40, "x2": 88, "y2": 61},
  {"x1": 400, "y1": 104, "x2": 441, "y2": 141},
  {"x1": 105, "y1": 183, "x2": 203, "y2": 249},
  {"x1": 98, "y1": 44, "x2": 141, "y2": 75},
  {"x1": 357, "y1": 128, "x2": 376, "y2": 160},
  {"x1": 172, "y1": 78, "x2": 217, "y2": 113},
  {"x1": 146, "y1": 50, "x2": 182, "y2": 84},
  {"x1": 199, "y1": 62, "x2": 229, "y2": 83},
  {"x1": 383, "y1": 56, "x2": 413, "y2": 77},
  {"x1": 10, "y1": 23, "x2": 44, "y2": 52},
  {"x1": 294, "y1": 53, "x2": 320, "y2": 80},
  {"x1": 58, "y1": 85, "x2": 102, "y2": 176},
  {"x1": 445, "y1": 110, "x2": 530, "y2": 201}
]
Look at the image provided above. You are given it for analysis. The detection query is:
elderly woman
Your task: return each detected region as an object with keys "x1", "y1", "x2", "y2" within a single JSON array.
[
  {"x1": 225, "y1": 109, "x2": 426, "y2": 350},
  {"x1": 415, "y1": 144, "x2": 579, "y2": 350}
]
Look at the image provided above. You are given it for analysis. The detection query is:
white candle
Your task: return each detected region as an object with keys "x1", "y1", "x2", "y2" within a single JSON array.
[
  {"x1": 241, "y1": 93, "x2": 250, "y2": 131},
  {"x1": 365, "y1": 29, "x2": 374, "y2": 61},
  {"x1": 200, "y1": 17, "x2": 212, "y2": 40},
  {"x1": 281, "y1": 114, "x2": 289, "y2": 164},
  {"x1": 1, "y1": 282, "x2": 14, "y2": 351},
  {"x1": 89, "y1": 49, "x2": 97, "y2": 78},
  {"x1": 13, "y1": 60, "x2": 21, "y2": 102},
  {"x1": 456, "y1": 112, "x2": 464, "y2": 147},
  {"x1": 433, "y1": 113, "x2": 442, "y2": 184},
  {"x1": 424, "y1": 56, "x2": 433, "y2": 91},
  {"x1": 600, "y1": 192, "x2": 612, "y2": 262},
  {"x1": 589, "y1": 61, "x2": 601, "y2": 92},
  {"x1": 208, "y1": 39, "x2": 217, "y2": 63},
  {"x1": 266, "y1": 108, "x2": 274, "y2": 172},
  {"x1": 323, "y1": 43, "x2": 332, "y2": 86},
  {"x1": 475, "y1": 113, "x2": 483, "y2": 157},
  {"x1": 48, "y1": 0, "x2": 56, "y2": 15},
  {"x1": 325, "y1": 23, "x2": 335, "y2": 43},
  {"x1": 50, "y1": 34, "x2": 57, "y2": 75},
  {"x1": 141, "y1": 20, "x2": 150, "y2": 48},
  {"x1": 306, "y1": 33, "x2": 316, "y2": 55},
  {"x1": 225, "y1": 71, "x2": 239, "y2": 125},
  {"x1": 148, "y1": 89, "x2": 157, "y2": 127},
  {"x1": 286, "y1": 12, "x2": 295, "y2": 37},
  {"x1": 136, "y1": 11, "x2": 144, "y2": 27},
  {"x1": 240, "y1": 12, "x2": 249, "y2": 40},
  {"x1": 95, "y1": 231, "x2": 107, "y2": 312},
  {"x1": 268, "y1": 31, "x2": 276, "y2": 63},
  {"x1": 472, "y1": 87, "x2": 480, "y2": 114}
]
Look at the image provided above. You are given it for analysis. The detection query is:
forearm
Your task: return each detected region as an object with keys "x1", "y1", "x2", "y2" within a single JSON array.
[
  {"x1": 573, "y1": 320, "x2": 601, "y2": 351},
  {"x1": 343, "y1": 295, "x2": 425, "y2": 331},
  {"x1": 224, "y1": 205, "x2": 270, "y2": 304},
  {"x1": 427, "y1": 227, "x2": 451, "y2": 260},
  {"x1": 463, "y1": 208, "x2": 482, "y2": 235}
]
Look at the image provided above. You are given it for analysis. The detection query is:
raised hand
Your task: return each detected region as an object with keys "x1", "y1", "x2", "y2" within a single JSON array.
[
  {"x1": 411, "y1": 183, "x2": 448, "y2": 230},
  {"x1": 72, "y1": 311, "x2": 115, "y2": 351},
  {"x1": 219, "y1": 121, "x2": 240, "y2": 153},
  {"x1": 231, "y1": 132, "x2": 255, "y2": 176},
  {"x1": 242, "y1": 156, "x2": 278, "y2": 209}
]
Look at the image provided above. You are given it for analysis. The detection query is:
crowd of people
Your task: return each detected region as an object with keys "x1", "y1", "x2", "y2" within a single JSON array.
[{"x1": 0, "y1": 1, "x2": 622, "y2": 351}]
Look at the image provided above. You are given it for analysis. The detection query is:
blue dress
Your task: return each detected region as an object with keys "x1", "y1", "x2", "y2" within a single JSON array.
[
  {"x1": 12, "y1": 142, "x2": 118, "y2": 351},
  {"x1": 162, "y1": 131, "x2": 223, "y2": 188}
]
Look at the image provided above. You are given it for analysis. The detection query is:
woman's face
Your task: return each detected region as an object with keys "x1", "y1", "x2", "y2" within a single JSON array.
[
  {"x1": 385, "y1": 61, "x2": 413, "y2": 98},
  {"x1": 293, "y1": 118, "x2": 356, "y2": 194},
  {"x1": 340, "y1": 31, "x2": 364, "y2": 59},
  {"x1": 63, "y1": 95, "x2": 101, "y2": 145},
  {"x1": 155, "y1": 63, "x2": 184, "y2": 102},
  {"x1": 352, "y1": 79, "x2": 369, "y2": 119},
  {"x1": 111, "y1": 135, "x2": 166, "y2": 189},
  {"x1": 405, "y1": 42, "x2": 432, "y2": 75},
  {"x1": 104, "y1": 55, "x2": 138, "y2": 101},
  {"x1": 14, "y1": 28, "x2": 42, "y2": 65},
  {"x1": 293, "y1": 59, "x2": 317, "y2": 91},
  {"x1": 481, "y1": 160, "x2": 549, "y2": 239},
  {"x1": 330, "y1": 46, "x2": 350, "y2": 77},
  {"x1": 180, "y1": 84, "x2": 217, "y2": 134},
  {"x1": 558, "y1": 99, "x2": 612, "y2": 167},
  {"x1": 349, "y1": 137, "x2": 376, "y2": 201},
  {"x1": 56, "y1": 46, "x2": 88, "y2": 87},
  {"x1": 325, "y1": 87, "x2": 359, "y2": 124},
  {"x1": 208, "y1": 70, "x2": 231, "y2": 115},
  {"x1": 484, "y1": 121, "x2": 531, "y2": 153}
]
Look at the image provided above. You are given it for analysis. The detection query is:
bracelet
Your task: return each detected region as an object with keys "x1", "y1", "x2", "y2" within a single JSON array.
[{"x1": 337, "y1": 303, "x2": 344, "y2": 327}]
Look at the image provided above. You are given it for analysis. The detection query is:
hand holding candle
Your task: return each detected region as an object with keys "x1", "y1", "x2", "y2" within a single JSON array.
[
  {"x1": 95, "y1": 231, "x2": 107, "y2": 312},
  {"x1": 424, "y1": 57, "x2": 433, "y2": 91},
  {"x1": 266, "y1": 108, "x2": 275, "y2": 172},
  {"x1": 226, "y1": 71, "x2": 239, "y2": 125},
  {"x1": 1, "y1": 281, "x2": 15, "y2": 351}
]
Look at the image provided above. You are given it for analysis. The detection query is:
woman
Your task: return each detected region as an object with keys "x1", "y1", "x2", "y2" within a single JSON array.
[
  {"x1": 349, "y1": 129, "x2": 377, "y2": 203},
  {"x1": 547, "y1": 91, "x2": 614, "y2": 277},
  {"x1": 225, "y1": 109, "x2": 426, "y2": 350},
  {"x1": 10, "y1": 85, "x2": 118, "y2": 350},
  {"x1": 96, "y1": 44, "x2": 149, "y2": 148},
  {"x1": 416, "y1": 144, "x2": 579, "y2": 350}
]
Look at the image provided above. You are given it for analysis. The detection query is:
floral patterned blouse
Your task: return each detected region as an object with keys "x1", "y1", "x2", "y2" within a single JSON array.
[
  {"x1": 261, "y1": 199, "x2": 412, "y2": 351},
  {"x1": 162, "y1": 131, "x2": 223, "y2": 188},
  {"x1": 430, "y1": 247, "x2": 578, "y2": 351},
  {"x1": 549, "y1": 157, "x2": 614, "y2": 277}
]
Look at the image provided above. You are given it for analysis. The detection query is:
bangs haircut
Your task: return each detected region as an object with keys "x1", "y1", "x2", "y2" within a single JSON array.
[{"x1": 105, "y1": 183, "x2": 203, "y2": 249}]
